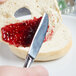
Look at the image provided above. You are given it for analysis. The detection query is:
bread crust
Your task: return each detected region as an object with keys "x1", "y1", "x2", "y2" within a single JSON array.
[{"x1": 9, "y1": 39, "x2": 72, "y2": 61}]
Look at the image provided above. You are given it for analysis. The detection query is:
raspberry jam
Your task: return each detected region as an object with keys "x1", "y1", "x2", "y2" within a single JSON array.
[{"x1": 1, "y1": 17, "x2": 42, "y2": 47}]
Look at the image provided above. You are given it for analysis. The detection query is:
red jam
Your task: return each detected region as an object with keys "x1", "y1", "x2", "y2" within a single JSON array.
[
  {"x1": 44, "y1": 29, "x2": 54, "y2": 42},
  {"x1": 1, "y1": 17, "x2": 54, "y2": 47},
  {"x1": 1, "y1": 17, "x2": 42, "y2": 47}
]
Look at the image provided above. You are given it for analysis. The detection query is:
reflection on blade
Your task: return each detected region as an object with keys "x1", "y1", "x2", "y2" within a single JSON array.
[{"x1": 28, "y1": 13, "x2": 49, "y2": 58}]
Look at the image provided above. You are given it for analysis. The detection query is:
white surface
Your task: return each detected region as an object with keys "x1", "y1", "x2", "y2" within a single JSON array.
[{"x1": 0, "y1": 15, "x2": 76, "y2": 76}]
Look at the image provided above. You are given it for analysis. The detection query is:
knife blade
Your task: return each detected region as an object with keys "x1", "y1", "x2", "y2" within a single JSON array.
[{"x1": 24, "y1": 13, "x2": 49, "y2": 68}]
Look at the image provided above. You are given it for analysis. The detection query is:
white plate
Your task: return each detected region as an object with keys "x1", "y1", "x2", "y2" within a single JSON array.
[{"x1": 0, "y1": 15, "x2": 76, "y2": 76}]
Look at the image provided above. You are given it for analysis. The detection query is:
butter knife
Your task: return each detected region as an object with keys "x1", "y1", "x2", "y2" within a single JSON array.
[{"x1": 24, "y1": 13, "x2": 49, "y2": 68}]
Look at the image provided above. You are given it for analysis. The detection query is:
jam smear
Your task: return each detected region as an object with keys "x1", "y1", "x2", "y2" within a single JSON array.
[
  {"x1": 44, "y1": 29, "x2": 54, "y2": 42},
  {"x1": 1, "y1": 17, "x2": 42, "y2": 47}
]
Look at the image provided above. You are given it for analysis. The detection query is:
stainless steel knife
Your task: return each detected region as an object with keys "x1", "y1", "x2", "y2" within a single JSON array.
[{"x1": 24, "y1": 13, "x2": 49, "y2": 68}]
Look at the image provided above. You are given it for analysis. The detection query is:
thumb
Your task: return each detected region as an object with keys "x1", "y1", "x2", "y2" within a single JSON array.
[{"x1": 0, "y1": 65, "x2": 49, "y2": 76}]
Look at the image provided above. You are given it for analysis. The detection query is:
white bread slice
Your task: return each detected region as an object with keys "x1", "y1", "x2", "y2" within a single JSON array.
[
  {"x1": 9, "y1": 24, "x2": 72, "y2": 61},
  {"x1": 0, "y1": 0, "x2": 62, "y2": 41},
  {"x1": 0, "y1": 0, "x2": 72, "y2": 61}
]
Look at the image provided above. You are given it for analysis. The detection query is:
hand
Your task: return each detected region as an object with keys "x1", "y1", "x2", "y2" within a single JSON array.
[
  {"x1": 0, "y1": 0, "x2": 7, "y2": 4},
  {"x1": 0, "y1": 65, "x2": 49, "y2": 76}
]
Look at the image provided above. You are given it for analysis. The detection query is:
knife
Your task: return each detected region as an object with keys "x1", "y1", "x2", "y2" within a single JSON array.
[{"x1": 24, "y1": 13, "x2": 49, "y2": 68}]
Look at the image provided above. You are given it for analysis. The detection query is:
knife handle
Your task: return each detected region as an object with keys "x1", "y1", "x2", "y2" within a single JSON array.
[{"x1": 24, "y1": 54, "x2": 34, "y2": 68}]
